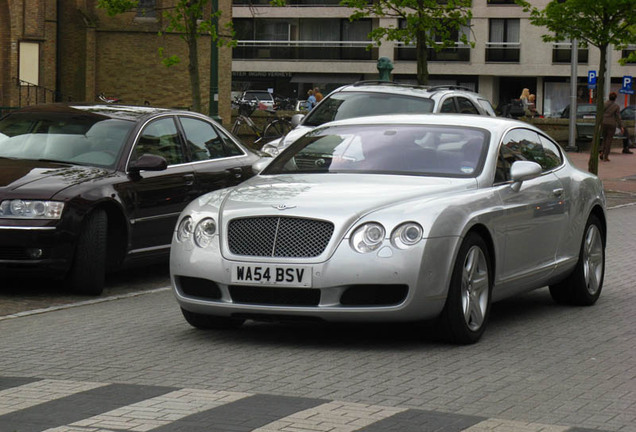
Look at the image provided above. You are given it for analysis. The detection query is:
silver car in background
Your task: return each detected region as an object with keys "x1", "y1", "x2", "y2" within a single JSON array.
[
  {"x1": 170, "y1": 114, "x2": 606, "y2": 344},
  {"x1": 261, "y1": 81, "x2": 496, "y2": 156}
]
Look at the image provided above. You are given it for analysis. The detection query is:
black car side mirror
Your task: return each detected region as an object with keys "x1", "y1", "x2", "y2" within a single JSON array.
[{"x1": 128, "y1": 154, "x2": 168, "y2": 173}]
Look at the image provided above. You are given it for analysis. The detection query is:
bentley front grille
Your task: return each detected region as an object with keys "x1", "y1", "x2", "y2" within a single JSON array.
[{"x1": 227, "y1": 216, "x2": 334, "y2": 258}]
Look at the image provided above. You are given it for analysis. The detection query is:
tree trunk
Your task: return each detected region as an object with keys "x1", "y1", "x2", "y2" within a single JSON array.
[
  {"x1": 187, "y1": 11, "x2": 202, "y2": 113},
  {"x1": 588, "y1": 44, "x2": 607, "y2": 175},
  {"x1": 416, "y1": 29, "x2": 429, "y2": 85}
]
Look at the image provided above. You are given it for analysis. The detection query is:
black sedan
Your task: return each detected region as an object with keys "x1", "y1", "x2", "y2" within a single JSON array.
[{"x1": 0, "y1": 104, "x2": 261, "y2": 295}]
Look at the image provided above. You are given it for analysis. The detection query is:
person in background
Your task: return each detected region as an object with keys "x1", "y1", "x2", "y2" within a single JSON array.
[
  {"x1": 519, "y1": 88, "x2": 531, "y2": 110},
  {"x1": 306, "y1": 89, "x2": 317, "y2": 110},
  {"x1": 525, "y1": 94, "x2": 538, "y2": 117},
  {"x1": 314, "y1": 87, "x2": 323, "y2": 103},
  {"x1": 600, "y1": 92, "x2": 624, "y2": 161}
]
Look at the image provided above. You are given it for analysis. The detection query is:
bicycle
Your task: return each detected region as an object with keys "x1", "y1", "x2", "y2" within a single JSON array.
[{"x1": 231, "y1": 101, "x2": 292, "y2": 146}]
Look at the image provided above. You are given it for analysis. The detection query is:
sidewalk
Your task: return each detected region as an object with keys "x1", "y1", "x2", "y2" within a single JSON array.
[{"x1": 566, "y1": 145, "x2": 636, "y2": 207}]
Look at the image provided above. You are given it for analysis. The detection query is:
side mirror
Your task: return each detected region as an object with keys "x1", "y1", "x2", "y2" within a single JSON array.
[
  {"x1": 509, "y1": 160, "x2": 542, "y2": 191},
  {"x1": 291, "y1": 114, "x2": 305, "y2": 127},
  {"x1": 128, "y1": 154, "x2": 168, "y2": 173},
  {"x1": 252, "y1": 157, "x2": 273, "y2": 174}
]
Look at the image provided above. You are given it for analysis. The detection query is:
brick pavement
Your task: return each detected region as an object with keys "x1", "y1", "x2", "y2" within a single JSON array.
[{"x1": 0, "y1": 201, "x2": 634, "y2": 432}]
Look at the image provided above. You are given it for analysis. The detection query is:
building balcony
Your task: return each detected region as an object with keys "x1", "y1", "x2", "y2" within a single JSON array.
[
  {"x1": 485, "y1": 42, "x2": 520, "y2": 62},
  {"x1": 395, "y1": 42, "x2": 471, "y2": 62},
  {"x1": 233, "y1": 40, "x2": 377, "y2": 61},
  {"x1": 552, "y1": 43, "x2": 589, "y2": 63}
]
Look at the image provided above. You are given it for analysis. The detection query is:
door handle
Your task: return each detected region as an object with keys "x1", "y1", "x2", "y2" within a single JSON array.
[
  {"x1": 552, "y1": 188, "x2": 564, "y2": 197},
  {"x1": 183, "y1": 174, "x2": 195, "y2": 186},
  {"x1": 228, "y1": 167, "x2": 243, "y2": 179}
]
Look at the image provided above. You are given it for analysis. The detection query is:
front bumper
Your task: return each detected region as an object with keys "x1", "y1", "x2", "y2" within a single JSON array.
[
  {"x1": 170, "y1": 234, "x2": 460, "y2": 323},
  {"x1": 0, "y1": 223, "x2": 75, "y2": 276}
]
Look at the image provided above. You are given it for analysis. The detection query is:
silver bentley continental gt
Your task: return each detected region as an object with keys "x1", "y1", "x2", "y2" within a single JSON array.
[{"x1": 170, "y1": 114, "x2": 606, "y2": 344}]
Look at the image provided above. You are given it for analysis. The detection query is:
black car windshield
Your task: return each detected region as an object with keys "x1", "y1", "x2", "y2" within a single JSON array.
[
  {"x1": 264, "y1": 123, "x2": 489, "y2": 178},
  {"x1": 0, "y1": 114, "x2": 134, "y2": 167},
  {"x1": 302, "y1": 92, "x2": 435, "y2": 127}
]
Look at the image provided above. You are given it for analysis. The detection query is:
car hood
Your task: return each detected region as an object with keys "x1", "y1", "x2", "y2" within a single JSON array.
[
  {"x1": 217, "y1": 173, "x2": 476, "y2": 227},
  {"x1": 280, "y1": 125, "x2": 313, "y2": 147},
  {"x1": 0, "y1": 158, "x2": 114, "y2": 199}
]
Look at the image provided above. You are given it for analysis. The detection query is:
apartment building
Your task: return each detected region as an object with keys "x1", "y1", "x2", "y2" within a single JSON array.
[{"x1": 232, "y1": 0, "x2": 636, "y2": 116}]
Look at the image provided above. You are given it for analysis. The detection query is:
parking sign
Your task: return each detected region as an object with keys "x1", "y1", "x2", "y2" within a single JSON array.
[
  {"x1": 620, "y1": 76, "x2": 634, "y2": 95},
  {"x1": 588, "y1": 70, "x2": 597, "y2": 89}
]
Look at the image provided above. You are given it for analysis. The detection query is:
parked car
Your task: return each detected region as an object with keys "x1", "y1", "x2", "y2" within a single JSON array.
[
  {"x1": 558, "y1": 103, "x2": 634, "y2": 143},
  {"x1": 170, "y1": 114, "x2": 606, "y2": 344},
  {"x1": 237, "y1": 90, "x2": 276, "y2": 110},
  {"x1": 0, "y1": 103, "x2": 262, "y2": 295},
  {"x1": 559, "y1": 103, "x2": 597, "y2": 119},
  {"x1": 260, "y1": 81, "x2": 496, "y2": 156}
]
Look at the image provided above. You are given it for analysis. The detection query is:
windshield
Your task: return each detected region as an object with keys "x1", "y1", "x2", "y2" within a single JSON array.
[
  {"x1": 302, "y1": 92, "x2": 435, "y2": 127},
  {"x1": 264, "y1": 123, "x2": 489, "y2": 178},
  {"x1": 0, "y1": 114, "x2": 134, "y2": 167}
]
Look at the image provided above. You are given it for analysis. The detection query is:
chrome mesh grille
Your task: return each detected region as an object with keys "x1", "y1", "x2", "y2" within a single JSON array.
[{"x1": 227, "y1": 216, "x2": 334, "y2": 258}]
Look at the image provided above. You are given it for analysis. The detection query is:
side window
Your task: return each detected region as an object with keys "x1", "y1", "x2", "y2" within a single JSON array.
[
  {"x1": 217, "y1": 128, "x2": 245, "y2": 157},
  {"x1": 495, "y1": 128, "x2": 539, "y2": 183},
  {"x1": 180, "y1": 117, "x2": 225, "y2": 161},
  {"x1": 537, "y1": 135, "x2": 563, "y2": 170},
  {"x1": 457, "y1": 97, "x2": 480, "y2": 115},
  {"x1": 440, "y1": 98, "x2": 457, "y2": 113},
  {"x1": 133, "y1": 117, "x2": 185, "y2": 165}
]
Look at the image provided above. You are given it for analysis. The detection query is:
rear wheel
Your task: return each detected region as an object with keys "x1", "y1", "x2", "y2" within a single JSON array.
[
  {"x1": 67, "y1": 209, "x2": 107, "y2": 296},
  {"x1": 549, "y1": 214, "x2": 605, "y2": 306},
  {"x1": 181, "y1": 308, "x2": 245, "y2": 330},
  {"x1": 262, "y1": 119, "x2": 292, "y2": 143},
  {"x1": 439, "y1": 233, "x2": 492, "y2": 344}
]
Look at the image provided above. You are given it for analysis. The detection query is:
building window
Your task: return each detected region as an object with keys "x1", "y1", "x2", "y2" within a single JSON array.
[
  {"x1": 136, "y1": 0, "x2": 156, "y2": 18},
  {"x1": 19, "y1": 42, "x2": 39, "y2": 85},
  {"x1": 486, "y1": 18, "x2": 520, "y2": 62},
  {"x1": 487, "y1": 0, "x2": 518, "y2": 4},
  {"x1": 622, "y1": 46, "x2": 636, "y2": 64},
  {"x1": 552, "y1": 42, "x2": 589, "y2": 64},
  {"x1": 233, "y1": 18, "x2": 374, "y2": 61},
  {"x1": 395, "y1": 20, "x2": 471, "y2": 62}
]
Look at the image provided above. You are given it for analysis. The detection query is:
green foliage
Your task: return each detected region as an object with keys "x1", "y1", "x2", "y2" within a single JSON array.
[
  {"x1": 340, "y1": 0, "x2": 473, "y2": 84},
  {"x1": 515, "y1": 0, "x2": 635, "y2": 48},
  {"x1": 97, "y1": 0, "x2": 138, "y2": 16}
]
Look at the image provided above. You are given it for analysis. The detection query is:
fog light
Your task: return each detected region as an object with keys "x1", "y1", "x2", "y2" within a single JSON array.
[{"x1": 26, "y1": 248, "x2": 43, "y2": 259}]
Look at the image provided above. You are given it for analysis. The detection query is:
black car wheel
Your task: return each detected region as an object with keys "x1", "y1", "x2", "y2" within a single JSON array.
[
  {"x1": 181, "y1": 308, "x2": 245, "y2": 330},
  {"x1": 67, "y1": 209, "x2": 107, "y2": 296},
  {"x1": 439, "y1": 233, "x2": 492, "y2": 344},
  {"x1": 549, "y1": 214, "x2": 605, "y2": 306}
]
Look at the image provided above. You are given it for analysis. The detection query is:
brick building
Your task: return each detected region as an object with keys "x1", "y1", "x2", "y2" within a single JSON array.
[{"x1": 0, "y1": 0, "x2": 233, "y2": 125}]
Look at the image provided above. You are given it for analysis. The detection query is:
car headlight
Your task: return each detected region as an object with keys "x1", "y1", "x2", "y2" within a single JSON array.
[
  {"x1": 391, "y1": 222, "x2": 423, "y2": 249},
  {"x1": 350, "y1": 222, "x2": 385, "y2": 253},
  {"x1": 176, "y1": 216, "x2": 194, "y2": 242},
  {"x1": 261, "y1": 143, "x2": 280, "y2": 157},
  {"x1": 0, "y1": 199, "x2": 64, "y2": 219},
  {"x1": 193, "y1": 218, "x2": 217, "y2": 248}
]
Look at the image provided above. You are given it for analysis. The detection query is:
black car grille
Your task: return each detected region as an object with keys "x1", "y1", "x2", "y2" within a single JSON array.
[{"x1": 227, "y1": 216, "x2": 334, "y2": 258}]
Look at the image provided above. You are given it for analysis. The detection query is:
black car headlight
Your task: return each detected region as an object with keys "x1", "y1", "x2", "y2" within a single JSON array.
[{"x1": 0, "y1": 199, "x2": 64, "y2": 219}]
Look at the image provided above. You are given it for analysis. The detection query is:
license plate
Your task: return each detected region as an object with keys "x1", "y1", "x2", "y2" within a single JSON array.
[{"x1": 231, "y1": 264, "x2": 312, "y2": 287}]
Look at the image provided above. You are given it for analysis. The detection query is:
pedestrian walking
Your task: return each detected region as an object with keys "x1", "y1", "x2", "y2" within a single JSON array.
[
  {"x1": 314, "y1": 87, "x2": 323, "y2": 103},
  {"x1": 306, "y1": 89, "x2": 317, "y2": 110},
  {"x1": 600, "y1": 92, "x2": 625, "y2": 161}
]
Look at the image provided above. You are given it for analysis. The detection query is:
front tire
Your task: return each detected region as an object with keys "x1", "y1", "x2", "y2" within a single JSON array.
[
  {"x1": 262, "y1": 119, "x2": 292, "y2": 142},
  {"x1": 181, "y1": 308, "x2": 245, "y2": 330},
  {"x1": 549, "y1": 214, "x2": 605, "y2": 306},
  {"x1": 67, "y1": 209, "x2": 107, "y2": 296},
  {"x1": 439, "y1": 233, "x2": 492, "y2": 344}
]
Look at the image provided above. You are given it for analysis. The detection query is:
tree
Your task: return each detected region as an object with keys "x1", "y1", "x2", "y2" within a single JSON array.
[
  {"x1": 340, "y1": 0, "x2": 473, "y2": 85},
  {"x1": 97, "y1": 0, "x2": 233, "y2": 113},
  {"x1": 516, "y1": 0, "x2": 636, "y2": 174}
]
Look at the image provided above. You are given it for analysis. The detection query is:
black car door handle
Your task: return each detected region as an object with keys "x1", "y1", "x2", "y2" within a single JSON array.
[
  {"x1": 183, "y1": 174, "x2": 195, "y2": 186},
  {"x1": 228, "y1": 167, "x2": 243, "y2": 179}
]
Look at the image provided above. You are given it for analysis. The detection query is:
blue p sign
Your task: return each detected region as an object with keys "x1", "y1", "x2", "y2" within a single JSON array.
[
  {"x1": 588, "y1": 71, "x2": 597, "y2": 89},
  {"x1": 623, "y1": 76, "x2": 633, "y2": 89}
]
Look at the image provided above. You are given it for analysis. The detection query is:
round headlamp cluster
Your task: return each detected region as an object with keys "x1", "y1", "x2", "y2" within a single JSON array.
[
  {"x1": 176, "y1": 216, "x2": 217, "y2": 248},
  {"x1": 0, "y1": 199, "x2": 65, "y2": 219},
  {"x1": 350, "y1": 221, "x2": 423, "y2": 253}
]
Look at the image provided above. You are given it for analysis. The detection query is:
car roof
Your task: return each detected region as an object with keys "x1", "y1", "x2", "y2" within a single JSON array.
[
  {"x1": 314, "y1": 113, "x2": 535, "y2": 136},
  {"x1": 336, "y1": 81, "x2": 483, "y2": 99},
  {"x1": 7, "y1": 103, "x2": 174, "y2": 122}
]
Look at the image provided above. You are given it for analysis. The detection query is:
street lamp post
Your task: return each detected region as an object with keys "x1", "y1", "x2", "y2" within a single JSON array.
[{"x1": 209, "y1": 0, "x2": 220, "y2": 122}]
